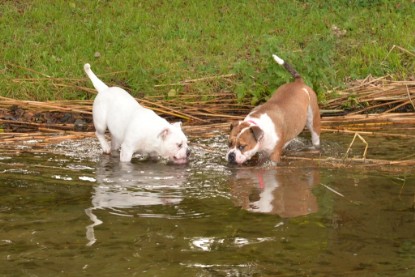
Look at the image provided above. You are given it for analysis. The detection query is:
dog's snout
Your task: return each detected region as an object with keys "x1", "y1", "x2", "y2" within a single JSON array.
[
  {"x1": 186, "y1": 148, "x2": 191, "y2": 157},
  {"x1": 228, "y1": 152, "x2": 236, "y2": 163}
]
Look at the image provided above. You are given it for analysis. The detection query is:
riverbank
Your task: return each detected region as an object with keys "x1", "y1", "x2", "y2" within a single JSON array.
[
  {"x1": 1, "y1": 75, "x2": 414, "y2": 144},
  {"x1": 2, "y1": 1, "x2": 414, "y2": 104}
]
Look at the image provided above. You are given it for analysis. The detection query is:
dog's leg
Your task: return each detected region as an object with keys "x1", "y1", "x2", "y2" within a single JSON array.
[
  {"x1": 93, "y1": 116, "x2": 111, "y2": 154},
  {"x1": 93, "y1": 101, "x2": 111, "y2": 154},
  {"x1": 120, "y1": 143, "x2": 134, "y2": 162},
  {"x1": 270, "y1": 141, "x2": 284, "y2": 164},
  {"x1": 111, "y1": 139, "x2": 121, "y2": 152},
  {"x1": 95, "y1": 130, "x2": 111, "y2": 154},
  {"x1": 306, "y1": 105, "x2": 321, "y2": 149}
]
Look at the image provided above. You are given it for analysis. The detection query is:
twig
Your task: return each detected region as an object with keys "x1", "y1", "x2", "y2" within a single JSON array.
[
  {"x1": 322, "y1": 128, "x2": 415, "y2": 138},
  {"x1": 137, "y1": 98, "x2": 206, "y2": 122},
  {"x1": 154, "y1": 73, "x2": 236, "y2": 87},
  {"x1": 382, "y1": 100, "x2": 413, "y2": 114},
  {"x1": 406, "y1": 85, "x2": 415, "y2": 111},
  {"x1": 384, "y1": 45, "x2": 415, "y2": 61},
  {"x1": 52, "y1": 83, "x2": 97, "y2": 95},
  {"x1": 283, "y1": 156, "x2": 415, "y2": 167},
  {"x1": 320, "y1": 184, "x2": 345, "y2": 197},
  {"x1": 342, "y1": 75, "x2": 389, "y2": 92},
  {"x1": 343, "y1": 132, "x2": 368, "y2": 161},
  {"x1": 7, "y1": 63, "x2": 52, "y2": 78},
  {"x1": 0, "y1": 96, "x2": 92, "y2": 114}
]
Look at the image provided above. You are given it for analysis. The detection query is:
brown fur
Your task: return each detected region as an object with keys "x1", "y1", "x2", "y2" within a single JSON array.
[
  {"x1": 229, "y1": 78, "x2": 321, "y2": 163},
  {"x1": 228, "y1": 122, "x2": 263, "y2": 154}
]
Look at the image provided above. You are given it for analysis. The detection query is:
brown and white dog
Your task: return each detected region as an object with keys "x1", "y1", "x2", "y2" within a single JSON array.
[{"x1": 226, "y1": 54, "x2": 321, "y2": 165}]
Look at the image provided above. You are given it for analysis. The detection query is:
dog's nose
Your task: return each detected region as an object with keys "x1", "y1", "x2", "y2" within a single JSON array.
[
  {"x1": 186, "y1": 148, "x2": 191, "y2": 157},
  {"x1": 228, "y1": 152, "x2": 236, "y2": 163}
]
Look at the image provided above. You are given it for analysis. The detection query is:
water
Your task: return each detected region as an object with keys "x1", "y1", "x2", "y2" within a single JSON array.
[{"x1": 0, "y1": 131, "x2": 414, "y2": 276}]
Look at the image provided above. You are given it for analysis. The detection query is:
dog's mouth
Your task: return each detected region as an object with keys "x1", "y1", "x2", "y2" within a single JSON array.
[
  {"x1": 227, "y1": 151, "x2": 259, "y2": 165},
  {"x1": 172, "y1": 156, "x2": 188, "y2": 164},
  {"x1": 227, "y1": 151, "x2": 243, "y2": 165},
  {"x1": 171, "y1": 148, "x2": 191, "y2": 164}
]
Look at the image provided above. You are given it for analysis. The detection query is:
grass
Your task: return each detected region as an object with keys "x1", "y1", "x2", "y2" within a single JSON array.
[{"x1": 1, "y1": 0, "x2": 414, "y2": 104}]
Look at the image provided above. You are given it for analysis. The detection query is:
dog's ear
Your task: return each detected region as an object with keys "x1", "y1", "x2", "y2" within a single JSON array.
[
  {"x1": 158, "y1": 127, "x2": 170, "y2": 140},
  {"x1": 230, "y1": 121, "x2": 240, "y2": 131},
  {"x1": 172, "y1": 121, "x2": 182, "y2": 128},
  {"x1": 250, "y1": 126, "x2": 264, "y2": 142}
]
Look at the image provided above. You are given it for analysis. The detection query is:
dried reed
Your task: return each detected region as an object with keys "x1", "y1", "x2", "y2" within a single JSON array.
[{"x1": 1, "y1": 73, "x2": 414, "y2": 169}]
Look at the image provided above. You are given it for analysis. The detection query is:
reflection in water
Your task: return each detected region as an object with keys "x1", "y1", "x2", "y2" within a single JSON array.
[
  {"x1": 85, "y1": 156, "x2": 188, "y2": 246},
  {"x1": 189, "y1": 236, "x2": 274, "y2": 252},
  {"x1": 230, "y1": 167, "x2": 320, "y2": 217},
  {"x1": 1, "y1": 132, "x2": 415, "y2": 276}
]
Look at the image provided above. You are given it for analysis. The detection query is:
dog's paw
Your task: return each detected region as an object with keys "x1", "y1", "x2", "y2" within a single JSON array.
[
  {"x1": 308, "y1": 145, "x2": 321, "y2": 152},
  {"x1": 102, "y1": 146, "x2": 111, "y2": 154},
  {"x1": 267, "y1": 161, "x2": 277, "y2": 167},
  {"x1": 120, "y1": 148, "x2": 133, "y2": 163}
]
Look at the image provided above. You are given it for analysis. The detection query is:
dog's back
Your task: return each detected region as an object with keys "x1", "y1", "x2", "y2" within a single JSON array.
[
  {"x1": 262, "y1": 54, "x2": 320, "y2": 148},
  {"x1": 272, "y1": 54, "x2": 321, "y2": 148}
]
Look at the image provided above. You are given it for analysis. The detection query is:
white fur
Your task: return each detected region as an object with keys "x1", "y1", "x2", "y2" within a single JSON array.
[
  {"x1": 272, "y1": 54, "x2": 285, "y2": 65},
  {"x1": 307, "y1": 105, "x2": 320, "y2": 148},
  {"x1": 247, "y1": 114, "x2": 279, "y2": 154},
  {"x1": 84, "y1": 64, "x2": 190, "y2": 164},
  {"x1": 226, "y1": 114, "x2": 279, "y2": 164},
  {"x1": 248, "y1": 172, "x2": 279, "y2": 213},
  {"x1": 302, "y1": 87, "x2": 319, "y2": 147},
  {"x1": 302, "y1": 88, "x2": 311, "y2": 102}
]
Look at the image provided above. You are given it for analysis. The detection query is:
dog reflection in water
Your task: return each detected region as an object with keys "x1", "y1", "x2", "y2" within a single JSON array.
[
  {"x1": 230, "y1": 167, "x2": 319, "y2": 218},
  {"x1": 85, "y1": 156, "x2": 187, "y2": 246}
]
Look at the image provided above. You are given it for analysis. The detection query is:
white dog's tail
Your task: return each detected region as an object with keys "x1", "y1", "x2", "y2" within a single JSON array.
[
  {"x1": 272, "y1": 54, "x2": 301, "y2": 79},
  {"x1": 84, "y1": 63, "x2": 109, "y2": 93}
]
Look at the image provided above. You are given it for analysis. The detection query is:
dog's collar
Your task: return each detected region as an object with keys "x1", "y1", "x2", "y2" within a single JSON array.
[{"x1": 246, "y1": 119, "x2": 258, "y2": 126}]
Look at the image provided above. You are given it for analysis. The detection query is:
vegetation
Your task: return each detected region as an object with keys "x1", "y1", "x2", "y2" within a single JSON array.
[{"x1": 1, "y1": 0, "x2": 414, "y2": 104}]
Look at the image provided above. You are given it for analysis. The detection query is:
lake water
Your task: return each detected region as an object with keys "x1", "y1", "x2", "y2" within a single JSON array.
[{"x1": 0, "y1": 131, "x2": 414, "y2": 276}]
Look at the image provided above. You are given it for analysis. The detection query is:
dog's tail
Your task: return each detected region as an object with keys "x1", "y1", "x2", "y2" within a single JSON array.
[
  {"x1": 272, "y1": 54, "x2": 301, "y2": 79},
  {"x1": 84, "y1": 63, "x2": 109, "y2": 93}
]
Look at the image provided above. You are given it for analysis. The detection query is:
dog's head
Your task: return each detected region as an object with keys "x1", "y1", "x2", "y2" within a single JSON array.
[
  {"x1": 226, "y1": 121, "x2": 264, "y2": 164},
  {"x1": 158, "y1": 122, "x2": 190, "y2": 164}
]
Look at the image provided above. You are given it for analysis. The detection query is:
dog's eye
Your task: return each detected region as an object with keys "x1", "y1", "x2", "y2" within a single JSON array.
[
  {"x1": 177, "y1": 143, "x2": 183, "y2": 149},
  {"x1": 238, "y1": 145, "x2": 245, "y2": 151}
]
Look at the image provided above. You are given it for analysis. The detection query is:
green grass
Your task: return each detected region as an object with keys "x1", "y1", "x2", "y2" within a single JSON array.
[{"x1": 1, "y1": 0, "x2": 414, "y2": 103}]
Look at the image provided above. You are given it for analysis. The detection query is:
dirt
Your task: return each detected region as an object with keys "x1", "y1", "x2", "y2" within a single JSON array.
[{"x1": 0, "y1": 105, "x2": 94, "y2": 133}]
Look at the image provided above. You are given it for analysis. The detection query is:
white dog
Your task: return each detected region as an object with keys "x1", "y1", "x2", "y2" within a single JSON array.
[{"x1": 84, "y1": 64, "x2": 190, "y2": 164}]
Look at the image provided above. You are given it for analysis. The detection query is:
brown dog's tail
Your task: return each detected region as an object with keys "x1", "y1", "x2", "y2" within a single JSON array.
[{"x1": 272, "y1": 54, "x2": 301, "y2": 79}]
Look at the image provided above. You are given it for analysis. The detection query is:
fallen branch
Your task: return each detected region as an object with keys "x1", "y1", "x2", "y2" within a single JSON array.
[
  {"x1": 320, "y1": 183, "x2": 345, "y2": 197},
  {"x1": 384, "y1": 45, "x2": 415, "y2": 60},
  {"x1": 344, "y1": 132, "x2": 368, "y2": 160},
  {"x1": 154, "y1": 73, "x2": 236, "y2": 87},
  {"x1": 406, "y1": 85, "x2": 415, "y2": 111},
  {"x1": 283, "y1": 156, "x2": 415, "y2": 167},
  {"x1": 322, "y1": 128, "x2": 415, "y2": 138}
]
